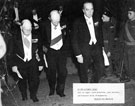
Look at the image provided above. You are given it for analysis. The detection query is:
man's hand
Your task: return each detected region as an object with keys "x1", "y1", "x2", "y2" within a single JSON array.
[
  {"x1": 76, "y1": 55, "x2": 83, "y2": 63},
  {"x1": 107, "y1": 52, "x2": 111, "y2": 57},
  {"x1": 12, "y1": 66, "x2": 23, "y2": 79},
  {"x1": 12, "y1": 66, "x2": 18, "y2": 73},
  {"x1": 35, "y1": 50, "x2": 40, "y2": 61},
  {"x1": 39, "y1": 66, "x2": 43, "y2": 71}
]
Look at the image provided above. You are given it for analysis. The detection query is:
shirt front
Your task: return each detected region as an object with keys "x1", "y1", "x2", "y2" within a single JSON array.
[
  {"x1": 50, "y1": 23, "x2": 63, "y2": 50},
  {"x1": 84, "y1": 15, "x2": 97, "y2": 45},
  {"x1": 21, "y1": 31, "x2": 32, "y2": 62}
]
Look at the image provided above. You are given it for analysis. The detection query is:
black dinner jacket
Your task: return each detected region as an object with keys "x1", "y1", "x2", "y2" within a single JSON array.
[{"x1": 72, "y1": 15, "x2": 104, "y2": 56}]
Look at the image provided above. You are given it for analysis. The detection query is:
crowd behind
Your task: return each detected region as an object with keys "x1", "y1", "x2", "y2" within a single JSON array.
[{"x1": 0, "y1": 0, "x2": 135, "y2": 103}]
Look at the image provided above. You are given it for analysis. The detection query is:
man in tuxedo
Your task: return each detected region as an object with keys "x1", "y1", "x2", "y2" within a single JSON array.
[
  {"x1": 9, "y1": 19, "x2": 43, "y2": 102},
  {"x1": 72, "y1": 1, "x2": 105, "y2": 83},
  {"x1": 27, "y1": 8, "x2": 42, "y2": 30},
  {"x1": 9, "y1": 1, "x2": 22, "y2": 29},
  {"x1": 41, "y1": 10, "x2": 69, "y2": 97}
]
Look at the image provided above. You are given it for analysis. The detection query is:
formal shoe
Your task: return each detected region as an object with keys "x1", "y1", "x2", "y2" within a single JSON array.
[
  {"x1": 49, "y1": 92, "x2": 54, "y2": 96},
  {"x1": 22, "y1": 96, "x2": 28, "y2": 101},
  {"x1": 21, "y1": 93, "x2": 27, "y2": 101},
  {"x1": 49, "y1": 90, "x2": 55, "y2": 96},
  {"x1": 30, "y1": 97, "x2": 39, "y2": 102},
  {"x1": 57, "y1": 93, "x2": 66, "y2": 97}
]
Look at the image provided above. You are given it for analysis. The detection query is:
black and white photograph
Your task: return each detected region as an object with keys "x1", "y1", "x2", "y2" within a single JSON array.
[{"x1": 0, "y1": 0, "x2": 135, "y2": 106}]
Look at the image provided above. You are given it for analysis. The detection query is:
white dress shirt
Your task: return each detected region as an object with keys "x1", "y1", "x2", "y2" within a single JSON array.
[
  {"x1": 50, "y1": 23, "x2": 63, "y2": 50},
  {"x1": 21, "y1": 31, "x2": 32, "y2": 62},
  {"x1": 84, "y1": 15, "x2": 97, "y2": 45}
]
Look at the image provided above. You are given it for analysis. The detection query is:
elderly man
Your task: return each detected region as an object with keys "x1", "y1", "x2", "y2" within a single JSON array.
[
  {"x1": 9, "y1": 19, "x2": 43, "y2": 102},
  {"x1": 72, "y1": 1, "x2": 105, "y2": 83},
  {"x1": 41, "y1": 10, "x2": 69, "y2": 97}
]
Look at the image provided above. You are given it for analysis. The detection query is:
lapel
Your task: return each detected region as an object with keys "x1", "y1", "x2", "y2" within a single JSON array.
[
  {"x1": 60, "y1": 21, "x2": 66, "y2": 40},
  {"x1": 81, "y1": 16, "x2": 98, "y2": 38},
  {"x1": 93, "y1": 17, "x2": 97, "y2": 30},
  {"x1": 81, "y1": 16, "x2": 91, "y2": 36},
  {"x1": 16, "y1": 30, "x2": 24, "y2": 56},
  {"x1": 93, "y1": 20, "x2": 99, "y2": 38}
]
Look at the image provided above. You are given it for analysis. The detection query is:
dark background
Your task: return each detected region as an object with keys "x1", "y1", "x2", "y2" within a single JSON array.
[{"x1": 0, "y1": 0, "x2": 135, "y2": 21}]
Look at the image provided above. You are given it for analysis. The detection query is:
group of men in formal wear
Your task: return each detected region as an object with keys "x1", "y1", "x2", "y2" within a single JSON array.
[
  {"x1": 8, "y1": 7, "x2": 69, "y2": 102},
  {"x1": 8, "y1": 1, "x2": 105, "y2": 102},
  {"x1": 2, "y1": 0, "x2": 134, "y2": 103}
]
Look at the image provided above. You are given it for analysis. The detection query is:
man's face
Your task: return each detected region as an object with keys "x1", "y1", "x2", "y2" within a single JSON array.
[
  {"x1": 21, "y1": 20, "x2": 32, "y2": 36},
  {"x1": 14, "y1": 2, "x2": 18, "y2": 8},
  {"x1": 22, "y1": 27, "x2": 32, "y2": 36},
  {"x1": 83, "y1": 2, "x2": 94, "y2": 18},
  {"x1": 50, "y1": 11, "x2": 60, "y2": 26},
  {"x1": 32, "y1": 9, "x2": 37, "y2": 15},
  {"x1": 128, "y1": 11, "x2": 135, "y2": 21},
  {"x1": 102, "y1": 14, "x2": 110, "y2": 22}
]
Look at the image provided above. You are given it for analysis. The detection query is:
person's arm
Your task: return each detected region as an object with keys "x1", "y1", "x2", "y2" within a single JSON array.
[
  {"x1": 40, "y1": 21, "x2": 49, "y2": 53},
  {"x1": 0, "y1": 33, "x2": 6, "y2": 59},
  {"x1": 71, "y1": 19, "x2": 83, "y2": 63},
  {"x1": 7, "y1": 33, "x2": 23, "y2": 79},
  {"x1": 76, "y1": 54, "x2": 83, "y2": 63},
  {"x1": 37, "y1": 33, "x2": 44, "y2": 68},
  {"x1": 71, "y1": 19, "x2": 82, "y2": 56},
  {"x1": 98, "y1": 21, "x2": 104, "y2": 48}
]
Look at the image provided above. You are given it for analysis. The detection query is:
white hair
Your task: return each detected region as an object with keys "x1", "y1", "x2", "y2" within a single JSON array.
[
  {"x1": 21, "y1": 19, "x2": 32, "y2": 29},
  {"x1": 50, "y1": 10, "x2": 60, "y2": 22}
]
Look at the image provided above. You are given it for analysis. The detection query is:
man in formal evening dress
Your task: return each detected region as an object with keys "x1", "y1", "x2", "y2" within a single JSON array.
[{"x1": 72, "y1": 1, "x2": 105, "y2": 83}]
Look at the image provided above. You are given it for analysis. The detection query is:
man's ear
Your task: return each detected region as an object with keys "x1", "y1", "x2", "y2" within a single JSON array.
[
  {"x1": 48, "y1": 16, "x2": 51, "y2": 20},
  {"x1": 82, "y1": 9, "x2": 84, "y2": 13},
  {"x1": 20, "y1": 25, "x2": 23, "y2": 30},
  {"x1": 48, "y1": 13, "x2": 51, "y2": 21}
]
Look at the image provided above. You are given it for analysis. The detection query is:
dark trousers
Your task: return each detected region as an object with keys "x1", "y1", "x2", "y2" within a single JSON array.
[
  {"x1": 46, "y1": 49, "x2": 67, "y2": 94},
  {"x1": 123, "y1": 45, "x2": 135, "y2": 80},
  {"x1": 18, "y1": 58, "x2": 39, "y2": 98},
  {"x1": 78, "y1": 45, "x2": 105, "y2": 83}
]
